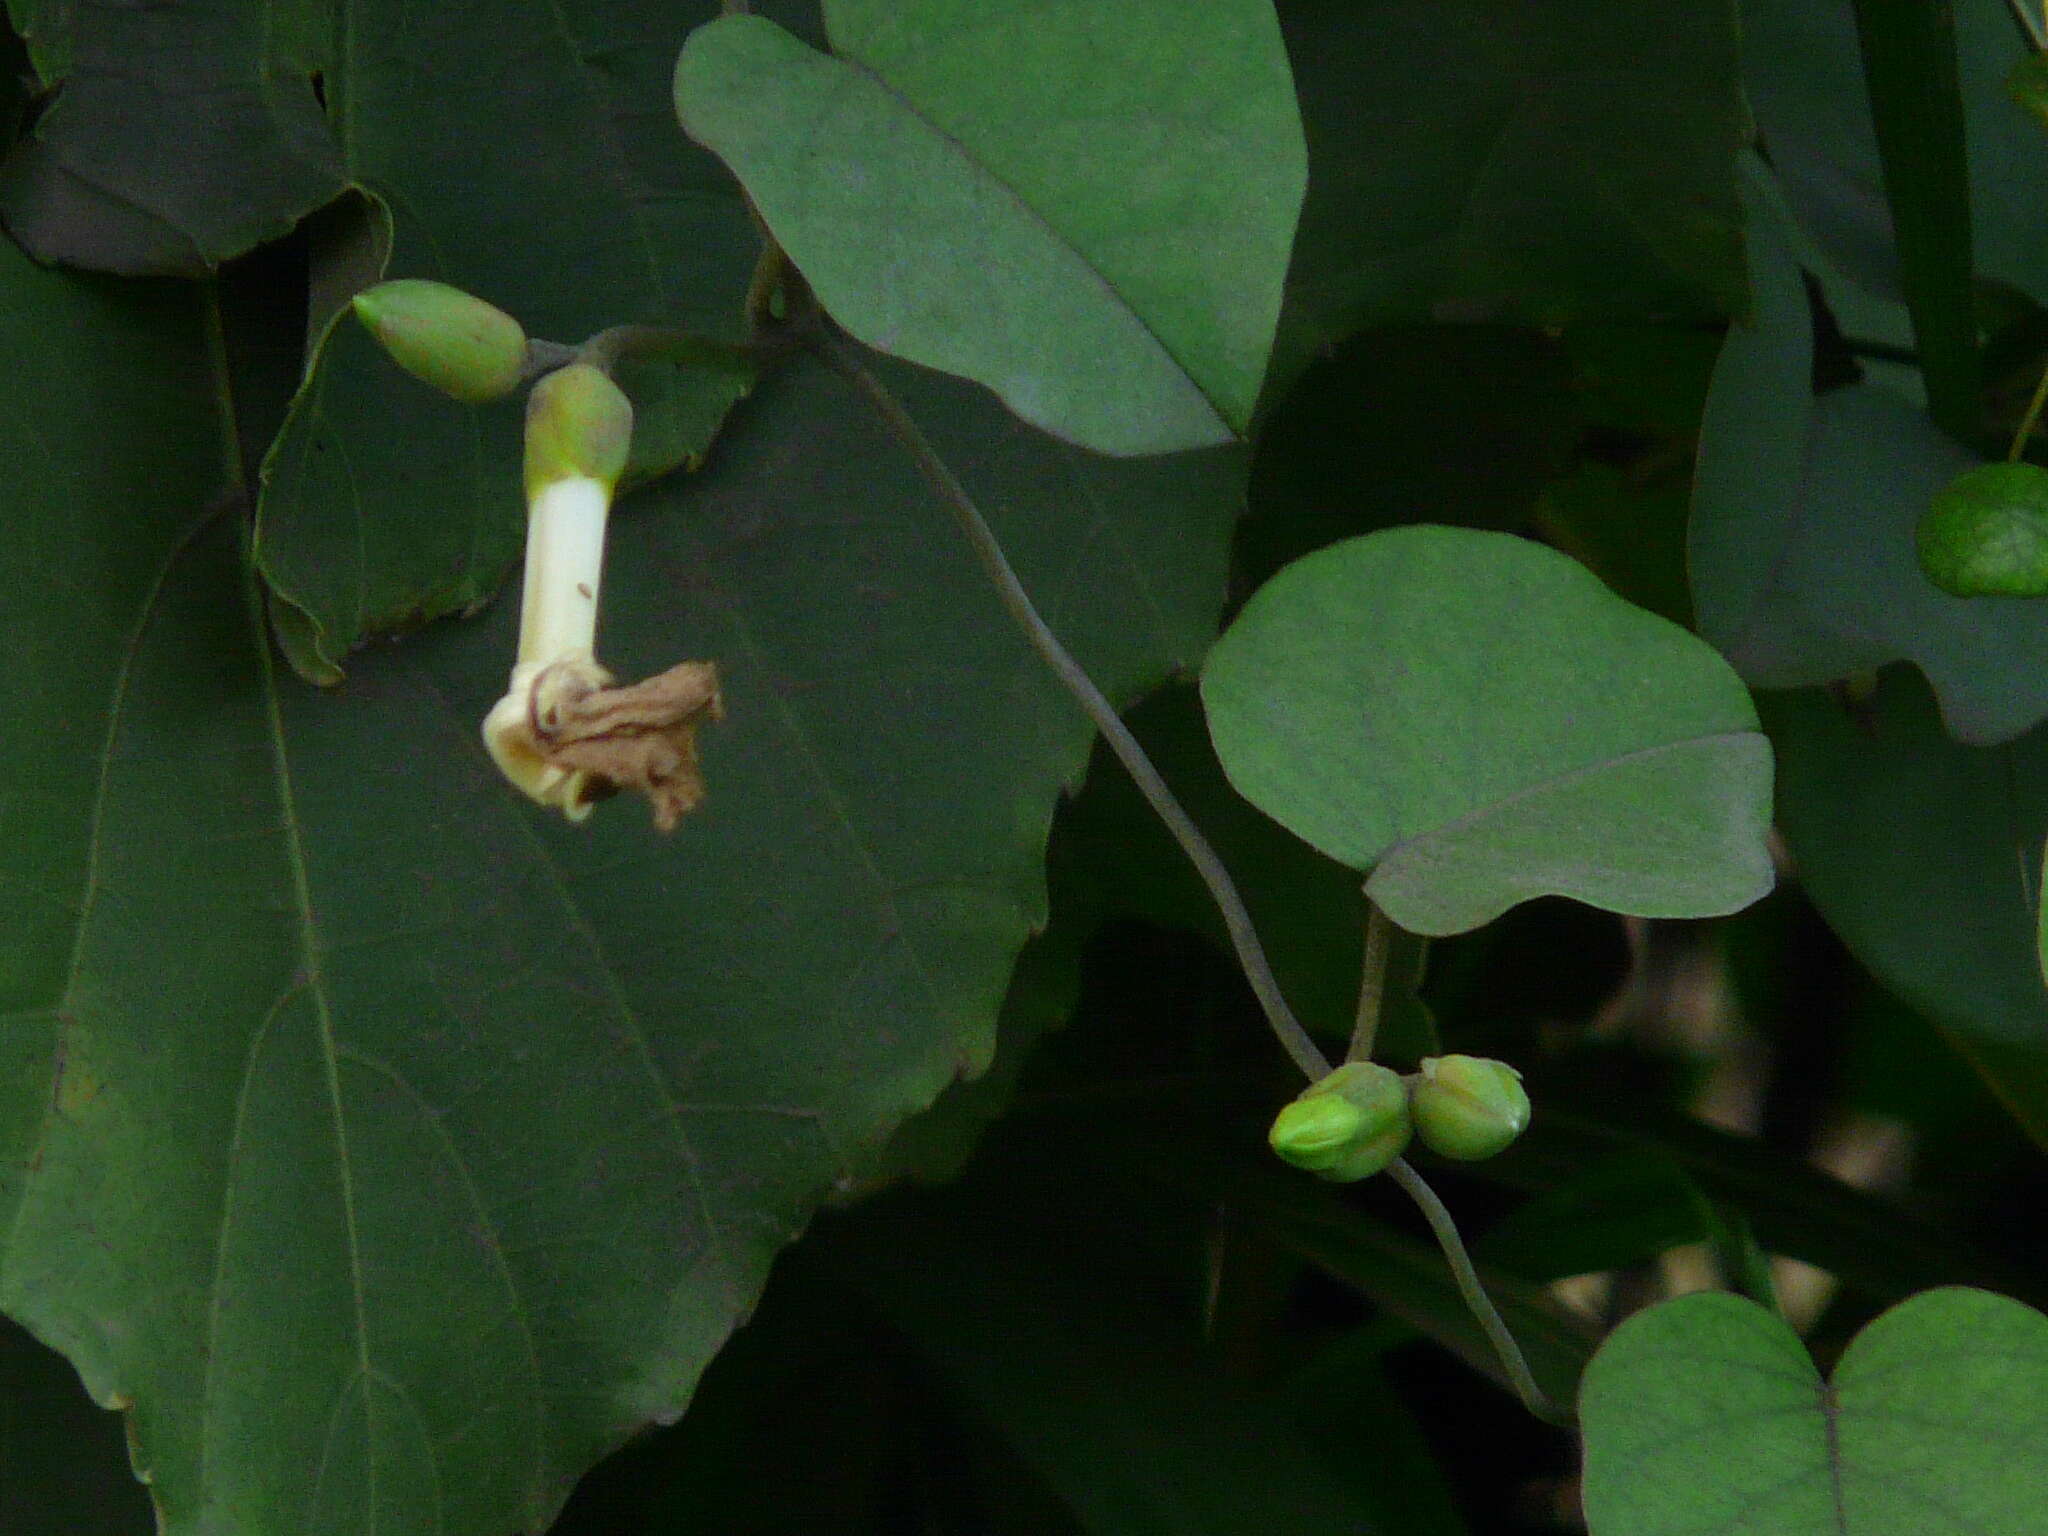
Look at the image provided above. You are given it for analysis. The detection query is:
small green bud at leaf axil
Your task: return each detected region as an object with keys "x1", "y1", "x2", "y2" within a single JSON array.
[
  {"x1": 1269, "y1": 1061, "x2": 1411, "y2": 1182},
  {"x1": 351, "y1": 279, "x2": 528, "y2": 404},
  {"x1": 1409, "y1": 1054, "x2": 1529, "y2": 1161}
]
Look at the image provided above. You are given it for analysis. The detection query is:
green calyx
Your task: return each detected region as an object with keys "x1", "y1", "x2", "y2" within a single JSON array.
[
  {"x1": 1409, "y1": 1054, "x2": 1529, "y2": 1161},
  {"x1": 1916, "y1": 462, "x2": 2048, "y2": 598},
  {"x1": 524, "y1": 363, "x2": 634, "y2": 498},
  {"x1": 1269, "y1": 1061, "x2": 1411, "y2": 1182},
  {"x1": 351, "y1": 279, "x2": 528, "y2": 404}
]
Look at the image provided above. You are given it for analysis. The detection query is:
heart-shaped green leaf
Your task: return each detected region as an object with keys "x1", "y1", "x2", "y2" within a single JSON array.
[
  {"x1": 674, "y1": 2, "x2": 1305, "y2": 455},
  {"x1": 1580, "y1": 1287, "x2": 2048, "y2": 1535},
  {"x1": 1918, "y1": 461, "x2": 2048, "y2": 597},
  {"x1": 1200, "y1": 526, "x2": 1774, "y2": 936}
]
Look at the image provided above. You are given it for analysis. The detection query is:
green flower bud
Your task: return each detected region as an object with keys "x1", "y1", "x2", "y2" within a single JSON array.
[
  {"x1": 1269, "y1": 1062, "x2": 1411, "y2": 1182},
  {"x1": 524, "y1": 364, "x2": 633, "y2": 498},
  {"x1": 1270, "y1": 1093, "x2": 1369, "y2": 1162},
  {"x1": 1409, "y1": 1055, "x2": 1529, "y2": 1161},
  {"x1": 351, "y1": 280, "x2": 528, "y2": 404},
  {"x1": 1916, "y1": 462, "x2": 2048, "y2": 598}
]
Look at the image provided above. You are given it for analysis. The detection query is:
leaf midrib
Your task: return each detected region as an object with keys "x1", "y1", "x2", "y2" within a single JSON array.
[
  {"x1": 249, "y1": 469, "x2": 386, "y2": 1535},
  {"x1": 819, "y1": 30, "x2": 1231, "y2": 435}
]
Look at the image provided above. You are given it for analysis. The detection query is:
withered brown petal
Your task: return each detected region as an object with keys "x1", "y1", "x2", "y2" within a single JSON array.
[{"x1": 534, "y1": 660, "x2": 724, "y2": 831}]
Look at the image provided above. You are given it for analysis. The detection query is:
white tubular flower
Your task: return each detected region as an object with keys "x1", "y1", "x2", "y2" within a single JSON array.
[{"x1": 483, "y1": 364, "x2": 722, "y2": 830}]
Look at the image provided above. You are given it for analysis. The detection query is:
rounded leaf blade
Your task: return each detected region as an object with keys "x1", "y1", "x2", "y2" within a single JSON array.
[{"x1": 1200, "y1": 526, "x2": 1773, "y2": 934}]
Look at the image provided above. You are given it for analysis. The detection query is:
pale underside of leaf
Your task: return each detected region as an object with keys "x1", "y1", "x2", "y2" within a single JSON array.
[
  {"x1": 1367, "y1": 733, "x2": 1776, "y2": 935},
  {"x1": 1200, "y1": 527, "x2": 1769, "y2": 929}
]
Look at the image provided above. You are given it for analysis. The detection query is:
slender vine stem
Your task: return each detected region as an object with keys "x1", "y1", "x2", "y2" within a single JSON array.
[
  {"x1": 2009, "y1": 357, "x2": 2048, "y2": 462},
  {"x1": 575, "y1": 324, "x2": 792, "y2": 375},
  {"x1": 1346, "y1": 901, "x2": 1394, "y2": 1063},
  {"x1": 1386, "y1": 1157, "x2": 1570, "y2": 1427},
  {"x1": 812, "y1": 324, "x2": 1562, "y2": 1428},
  {"x1": 814, "y1": 328, "x2": 1332, "y2": 1082}
]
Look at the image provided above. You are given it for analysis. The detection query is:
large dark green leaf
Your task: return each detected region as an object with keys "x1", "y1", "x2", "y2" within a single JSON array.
[
  {"x1": 0, "y1": 217, "x2": 224, "y2": 1127},
  {"x1": 1764, "y1": 670, "x2": 2048, "y2": 1049},
  {"x1": 1203, "y1": 526, "x2": 1774, "y2": 935},
  {"x1": 1272, "y1": 0, "x2": 1746, "y2": 378},
  {"x1": 1580, "y1": 1287, "x2": 2048, "y2": 1535},
  {"x1": 255, "y1": 0, "x2": 762, "y2": 682},
  {"x1": 675, "y1": 1, "x2": 1305, "y2": 455},
  {"x1": 1691, "y1": 165, "x2": 2048, "y2": 744},
  {"x1": 1, "y1": 299, "x2": 1242, "y2": 1533},
  {"x1": 0, "y1": 0, "x2": 344, "y2": 274}
]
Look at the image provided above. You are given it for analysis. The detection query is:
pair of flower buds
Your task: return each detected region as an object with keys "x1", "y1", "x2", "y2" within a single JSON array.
[
  {"x1": 352, "y1": 280, "x2": 722, "y2": 831},
  {"x1": 1269, "y1": 1055, "x2": 1529, "y2": 1181}
]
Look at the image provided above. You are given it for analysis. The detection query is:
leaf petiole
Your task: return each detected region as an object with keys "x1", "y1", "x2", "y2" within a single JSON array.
[
  {"x1": 1346, "y1": 901, "x2": 1395, "y2": 1063},
  {"x1": 572, "y1": 323, "x2": 790, "y2": 376}
]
